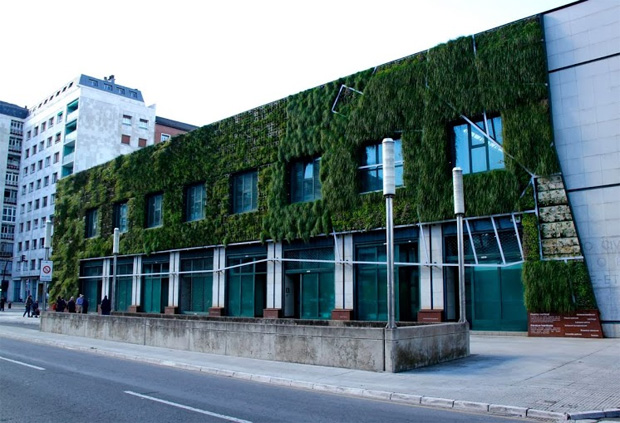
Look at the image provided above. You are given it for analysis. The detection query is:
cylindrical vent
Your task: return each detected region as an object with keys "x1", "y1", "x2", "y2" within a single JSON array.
[
  {"x1": 44, "y1": 221, "x2": 52, "y2": 248},
  {"x1": 453, "y1": 167, "x2": 465, "y2": 214},
  {"x1": 113, "y1": 228, "x2": 120, "y2": 254},
  {"x1": 383, "y1": 138, "x2": 395, "y2": 196}
]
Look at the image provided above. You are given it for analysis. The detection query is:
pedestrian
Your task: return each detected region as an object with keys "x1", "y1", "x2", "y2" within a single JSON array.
[
  {"x1": 23, "y1": 294, "x2": 33, "y2": 317},
  {"x1": 0, "y1": 296, "x2": 5, "y2": 311},
  {"x1": 56, "y1": 296, "x2": 66, "y2": 312},
  {"x1": 32, "y1": 300, "x2": 40, "y2": 318},
  {"x1": 100, "y1": 295, "x2": 111, "y2": 315},
  {"x1": 82, "y1": 296, "x2": 89, "y2": 314},
  {"x1": 67, "y1": 296, "x2": 76, "y2": 313},
  {"x1": 76, "y1": 294, "x2": 83, "y2": 313}
]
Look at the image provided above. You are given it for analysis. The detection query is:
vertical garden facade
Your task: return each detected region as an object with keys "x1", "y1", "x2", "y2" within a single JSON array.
[{"x1": 52, "y1": 15, "x2": 597, "y2": 331}]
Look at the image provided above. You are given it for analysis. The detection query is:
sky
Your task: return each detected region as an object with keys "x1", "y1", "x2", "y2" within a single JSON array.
[{"x1": 1, "y1": 0, "x2": 575, "y2": 127}]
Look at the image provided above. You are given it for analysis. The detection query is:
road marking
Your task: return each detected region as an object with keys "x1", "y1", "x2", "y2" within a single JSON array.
[
  {"x1": 0, "y1": 356, "x2": 45, "y2": 370},
  {"x1": 124, "y1": 391, "x2": 253, "y2": 423}
]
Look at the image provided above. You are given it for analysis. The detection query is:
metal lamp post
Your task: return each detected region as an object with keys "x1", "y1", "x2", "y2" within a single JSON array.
[
  {"x1": 111, "y1": 228, "x2": 119, "y2": 312},
  {"x1": 383, "y1": 138, "x2": 396, "y2": 330},
  {"x1": 453, "y1": 167, "x2": 467, "y2": 323},
  {"x1": 42, "y1": 220, "x2": 52, "y2": 311}
]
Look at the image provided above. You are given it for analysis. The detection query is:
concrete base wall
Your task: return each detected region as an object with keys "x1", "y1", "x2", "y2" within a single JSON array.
[{"x1": 41, "y1": 313, "x2": 469, "y2": 372}]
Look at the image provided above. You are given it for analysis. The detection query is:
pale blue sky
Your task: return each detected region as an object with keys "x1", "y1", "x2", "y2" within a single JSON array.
[{"x1": 1, "y1": 0, "x2": 575, "y2": 127}]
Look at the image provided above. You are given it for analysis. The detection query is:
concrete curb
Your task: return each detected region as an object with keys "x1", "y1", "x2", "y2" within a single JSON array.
[{"x1": 1, "y1": 330, "x2": 612, "y2": 421}]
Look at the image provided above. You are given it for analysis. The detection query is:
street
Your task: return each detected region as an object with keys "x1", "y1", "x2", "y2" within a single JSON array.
[{"x1": 0, "y1": 336, "x2": 531, "y2": 423}]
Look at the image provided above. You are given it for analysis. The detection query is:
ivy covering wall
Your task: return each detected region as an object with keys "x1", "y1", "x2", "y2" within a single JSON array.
[{"x1": 52, "y1": 16, "x2": 585, "y2": 308}]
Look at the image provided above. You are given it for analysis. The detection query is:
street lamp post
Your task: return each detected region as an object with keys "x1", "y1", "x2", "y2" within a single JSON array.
[
  {"x1": 111, "y1": 228, "x2": 119, "y2": 312},
  {"x1": 453, "y1": 167, "x2": 467, "y2": 323},
  {"x1": 383, "y1": 138, "x2": 396, "y2": 330},
  {"x1": 43, "y1": 220, "x2": 52, "y2": 311}
]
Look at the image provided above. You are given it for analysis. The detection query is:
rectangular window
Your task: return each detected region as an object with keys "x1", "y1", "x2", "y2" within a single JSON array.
[
  {"x1": 121, "y1": 134, "x2": 130, "y2": 145},
  {"x1": 232, "y1": 171, "x2": 258, "y2": 214},
  {"x1": 139, "y1": 119, "x2": 148, "y2": 129},
  {"x1": 359, "y1": 139, "x2": 404, "y2": 193},
  {"x1": 146, "y1": 193, "x2": 163, "y2": 228},
  {"x1": 122, "y1": 115, "x2": 132, "y2": 125},
  {"x1": 138, "y1": 138, "x2": 147, "y2": 147},
  {"x1": 185, "y1": 183, "x2": 206, "y2": 222},
  {"x1": 290, "y1": 157, "x2": 322, "y2": 203},
  {"x1": 85, "y1": 208, "x2": 98, "y2": 238},
  {"x1": 36, "y1": 179, "x2": 41, "y2": 190},
  {"x1": 53, "y1": 152, "x2": 60, "y2": 163},
  {"x1": 41, "y1": 122, "x2": 46, "y2": 132},
  {"x1": 47, "y1": 137, "x2": 52, "y2": 147},
  {"x1": 161, "y1": 133, "x2": 171, "y2": 142},
  {"x1": 38, "y1": 160, "x2": 43, "y2": 170},
  {"x1": 32, "y1": 145, "x2": 37, "y2": 154},
  {"x1": 55, "y1": 133, "x2": 61, "y2": 143},
  {"x1": 45, "y1": 156, "x2": 50, "y2": 167},
  {"x1": 52, "y1": 173, "x2": 58, "y2": 183},
  {"x1": 453, "y1": 116, "x2": 504, "y2": 175},
  {"x1": 113, "y1": 202, "x2": 128, "y2": 233},
  {"x1": 44, "y1": 176, "x2": 49, "y2": 186},
  {"x1": 49, "y1": 117, "x2": 54, "y2": 127}
]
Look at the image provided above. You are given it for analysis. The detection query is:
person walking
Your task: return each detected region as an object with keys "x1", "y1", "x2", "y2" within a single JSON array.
[
  {"x1": 100, "y1": 295, "x2": 111, "y2": 315},
  {"x1": 55, "y1": 296, "x2": 66, "y2": 312},
  {"x1": 82, "y1": 296, "x2": 89, "y2": 314},
  {"x1": 0, "y1": 296, "x2": 5, "y2": 311},
  {"x1": 67, "y1": 296, "x2": 76, "y2": 313},
  {"x1": 23, "y1": 295, "x2": 33, "y2": 317},
  {"x1": 76, "y1": 294, "x2": 83, "y2": 313}
]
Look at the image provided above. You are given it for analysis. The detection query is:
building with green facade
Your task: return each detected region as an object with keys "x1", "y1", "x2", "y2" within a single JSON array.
[{"x1": 51, "y1": 8, "x2": 605, "y2": 333}]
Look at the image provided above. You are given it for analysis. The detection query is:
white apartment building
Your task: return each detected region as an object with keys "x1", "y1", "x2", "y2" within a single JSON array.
[
  {"x1": 0, "y1": 101, "x2": 28, "y2": 301},
  {"x1": 11, "y1": 75, "x2": 156, "y2": 302}
]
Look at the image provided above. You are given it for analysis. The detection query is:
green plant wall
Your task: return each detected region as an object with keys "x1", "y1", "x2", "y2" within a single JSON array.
[{"x1": 52, "y1": 16, "x2": 564, "y2": 300}]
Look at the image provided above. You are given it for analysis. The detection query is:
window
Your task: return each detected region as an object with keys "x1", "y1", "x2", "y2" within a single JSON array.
[
  {"x1": 29, "y1": 182, "x2": 34, "y2": 193},
  {"x1": 359, "y1": 139, "x2": 404, "y2": 193},
  {"x1": 139, "y1": 119, "x2": 148, "y2": 129},
  {"x1": 122, "y1": 115, "x2": 132, "y2": 125},
  {"x1": 35, "y1": 199, "x2": 40, "y2": 210},
  {"x1": 41, "y1": 122, "x2": 46, "y2": 132},
  {"x1": 51, "y1": 194, "x2": 56, "y2": 204},
  {"x1": 146, "y1": 193, "x2": 163, "y2": 228},
  {"x1": 121, "y1": 134, "x2": 130, "y2": 145},
  {"x1": 21, "y1": 185, "x2": 26, "y2": 195},
  {"x1": 45, "y1": 156, "x2": 50, "y2": 167},
  {"x1": 32, "y1": 145, "x2": 37, "y2": 155},
  {"x1": 53, "y1": 152, "x2": 60, "y2": 163},
  {"x1": 39, "y1": 141, "x2": 44, "y2": 151},
  {"x1": 36, "y1": 179, "x2": 41, "y2": 190},
  {"x1": 55, "y1": 133, "x2": 61, "y2": 143},
  {"x1": 114, "y1": 202, "x2": 129, "y2": 233},
  {"x1": 52, "y1": 173, "x2": 58, "y2": 183},
  {"x1": 44, "y1": 176, "x2": 49, "y2": 187},
  {"x1": 27, "y1": 130, "x2": 31, "y2": 140},
  {"x1": 42, "y1": 197, "x2": 48, "y2": 207},
  {"x1": 453, "y1": 116, "x2": 504, "y2": 174},
  {"x1": 26, "y1": 221, "x2": 31, "y2": 231},
  {"x1": 38, "y1": 160, "x2": 43, "y2": 170},
  {"x1": 185, "y1": 183, "x2": 206, "y2": 222},
  {"x1": 85, "y1": 208, "x2": 98, "y2": 238},
  {"x1": 232, "y1": 171, "x2": 258, "y2": 214},
  {"x1": 34, "y1": 126, "x2": 39, "y2": 136},
  {"x1": 33, "y1": 239, "x2": 37, "y2": 249},
  {"x1": 161, "y1": 133, "x2": 171, "y2": 142},
  {"x1": 138, "y1": 138, "x2": 147, "y2": 147},
  {"x1": 290, "y1": 157, "x2": 322, "y2": 203},
  {"x1": 104, "y1": 84, "x2": 112, "y2": 91},
  {"x1": 49, "y1": 117, "x2": 54, "y2": 127},
  {"x1": 25, "y1": 149, "x2": 30, "y2": 158},
  {"x1": 57, "y1": 111, "x2": 63, "y2": 122}
]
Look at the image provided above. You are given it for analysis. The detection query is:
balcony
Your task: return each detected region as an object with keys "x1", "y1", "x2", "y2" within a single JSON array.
[
  {"x1": 0, "y1": 233, "x2": 14, "y2": 241},
  {"x1": 62, "y1": 152, "x2": 75, "y2": 166},
  {"x1": 66, "y1": 110, "x2": 79, "y2": 125},
  {"x1": 64, "y1": 131, "x2": 77, "y2": 145}
]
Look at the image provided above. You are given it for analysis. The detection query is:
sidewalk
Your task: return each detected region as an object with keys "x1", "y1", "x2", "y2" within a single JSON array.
[{"x1": 0, "y1": 309, "x2": 618, "y2": 422}]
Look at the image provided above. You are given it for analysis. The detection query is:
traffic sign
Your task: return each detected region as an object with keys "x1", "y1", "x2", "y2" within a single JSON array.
[{"x1": 40, "y1": 260, "x2": 53, "y2": 282}]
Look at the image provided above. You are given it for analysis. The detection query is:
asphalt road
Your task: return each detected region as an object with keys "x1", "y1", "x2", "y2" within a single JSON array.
[{"x1": 0, "y1": 336, "x2": 534, "y2": 423}]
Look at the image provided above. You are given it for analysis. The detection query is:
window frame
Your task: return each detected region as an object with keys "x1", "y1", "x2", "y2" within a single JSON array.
[
  {"x1": 185, "y1": 183, "x2": 206, "y2": 222},
  {"x1": 452, "y1": 115, "x2": 504, "y2": 175},
  {"x1": 85, "y1": 208, "x2": 99, "y2": 238},
  {"x1": 232, "y1": 170, "x2": 258, "y2": 214},
  {"x1": 146, "y1": 193, "x2": 163, "y2": 228},
  {"x1": 358, "y1": 138, "x2": 404, "y2": 193},
  {"x1": 289, "y1": 156, "x2": 322, "y2": 203},
  {"x1": 114, "y1": 202, "x2": 129, "y2": 233}
]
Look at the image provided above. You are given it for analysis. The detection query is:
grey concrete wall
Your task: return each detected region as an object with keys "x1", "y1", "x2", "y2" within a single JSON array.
[
  {"x1": 41, "y1": 313, "x2": 469, "y2": 372},
  {"x1": 544, "y1": 0, "x2": 620, "y2": 338}
]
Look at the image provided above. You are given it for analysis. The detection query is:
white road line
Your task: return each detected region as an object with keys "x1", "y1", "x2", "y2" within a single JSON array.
[
  {"x1": 124, "y1": 391, "x2": 253, "y2": 423},
  {"x1": 0, "y1": 356, "x2": 45, "y2": 371}
]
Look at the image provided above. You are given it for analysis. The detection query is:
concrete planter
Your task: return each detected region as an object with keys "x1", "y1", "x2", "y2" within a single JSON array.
[{"x1": 41, "y1": 313, "x2": 469, "y2": 372}]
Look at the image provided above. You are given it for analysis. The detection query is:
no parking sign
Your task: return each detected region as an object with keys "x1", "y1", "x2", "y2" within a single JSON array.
[{"x1": 40, "y1": 260, "x2": 53, "y2": 282}]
